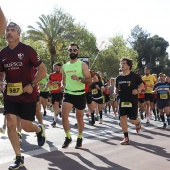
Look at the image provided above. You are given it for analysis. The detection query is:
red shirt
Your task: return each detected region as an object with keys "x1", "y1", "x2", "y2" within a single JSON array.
[
  {"x1": 0, "y1": 42, "x2": 42, "y2": 102},
  {"x1": 49, "y1": 72, "x2": 62, "y2": 93}
]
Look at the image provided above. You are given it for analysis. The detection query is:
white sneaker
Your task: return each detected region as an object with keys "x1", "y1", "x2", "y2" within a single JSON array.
[
  {"x1": 99, "y1": 119, "x2": 103, "y2": 124},
  {"x1": 0, "y1": 125, "x2": 6, "y2": 134},
  {"x1": 146, "y1": 118, "x2": 150, "y2": 124}
]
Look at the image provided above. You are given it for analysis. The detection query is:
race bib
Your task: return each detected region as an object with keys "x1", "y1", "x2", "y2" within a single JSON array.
[
  {"x1": 50, "y1": 84, "x2": 58, "y2": 90},
  {"x1": 7, "y1": 82, "x2": 23, "y2": 96},
  {"x1": 92, "y1": 89, "x2": 98, "y2": 95},
  {"x1": 160, "y1": 94, "x2": 168, "y2": 99},
  {"x1": 110, "y1": 97, "x2": 116, "y2": 101},
  {"x1": 39, "y1": 83, "x2": 45, "y2": 88},
  {"x1": 121, "y1": 102, "x2": 132, "y2": 108}
]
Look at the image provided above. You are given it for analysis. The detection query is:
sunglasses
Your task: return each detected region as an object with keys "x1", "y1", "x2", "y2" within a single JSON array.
[{"x1": 68, "y1": 49, "x2": 78, "y2": 52}]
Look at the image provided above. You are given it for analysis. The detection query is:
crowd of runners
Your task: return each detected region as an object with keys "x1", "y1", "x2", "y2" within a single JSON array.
[{"x1": 0, "y1": 8, "x2": 170, "y2": 170}]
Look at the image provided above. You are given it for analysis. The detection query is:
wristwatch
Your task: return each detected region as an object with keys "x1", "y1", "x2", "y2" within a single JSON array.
[
  {"x1": 78, "y1": 77, "x2": 82, "y2": 82},
  {"x1": 31, "y1": 82, "x2": 35, "y2": 88}
]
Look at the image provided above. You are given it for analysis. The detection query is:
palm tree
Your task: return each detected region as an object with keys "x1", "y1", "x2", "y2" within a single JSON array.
[{"x1": 26, "y1": 8, "x2": 75, "y2": 71}]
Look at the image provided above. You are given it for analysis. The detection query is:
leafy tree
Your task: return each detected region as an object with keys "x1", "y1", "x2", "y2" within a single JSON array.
[
  {"x1": 0, "y1": 34, "x2": 7, "y2": 49},
  {"x1": 95, "y1": 35, "x2": 138, "y2": 78},
  {"x1": 26, "y1": 7, "x2": 75, "y2": 71},
  {"x1": 129, "y1": 25, "x2": 169, "y2": 74}
]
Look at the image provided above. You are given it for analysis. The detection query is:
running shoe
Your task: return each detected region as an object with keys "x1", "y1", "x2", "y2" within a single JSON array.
[
  {"x1": 17, "y1": 132, "x2": 22, "y2": 142},
  {"x1": 120, "y1": 137, "x2": 130, "y2": 145},
  {"x1": 0, "y1": 125, "x2": 6, "y2": 134},
  {"x1": 86, "y1": 113, "x2": 90, "y2": 118},
  {"x1": 146, "y1": 119, "x2": 150, "y2": 124},
  {"x1": 95, "y1": 116, "x2": 99, "y2": 121},
  {"x1": 8, "y1": 156, "x2": 24, "y2": 170},
  {"x1": 154, "y1": 116, "x2": 157, "y2": 121},
  {"x1": 99, "y1": 119, "x2": 103, "y2": 124},
  {"x1": 75, "y1": 138, "x2": 83, "y2": 149},
  {"x1": 89, "y1": 120, "x2": 95, "y2": 125},
  {"x1": 136, "y1": 122, "x2": 141, "y2": 133},
  {"x1": 62, "y1": 137, "x2": 72, "y2": 148},
  {"x1": 36, "y1": 124, "x2": 46, "y2": 146},
  {"x1": 163, "y1": 122, "x2": 167, "y2": 129},
  {"x1": 51, "y1": 119, "x2": 56, "y2": 127}
]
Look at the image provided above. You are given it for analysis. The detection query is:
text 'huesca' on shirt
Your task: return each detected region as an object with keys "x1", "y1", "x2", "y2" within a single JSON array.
[
  {"x1": 116, "y1": 72, "x2": 143, "y2": 104},
  {"x1": 0, "y1": 42, "x2": 42, "y2": 103}
]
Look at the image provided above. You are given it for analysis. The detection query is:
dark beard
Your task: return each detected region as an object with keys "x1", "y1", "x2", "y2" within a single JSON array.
[
  {"x1": 55, "y1": 71, "x2": 60, "y2": 73},
  {"x1": 69, "y1": 53, "x2": 78, "y2": 60}
]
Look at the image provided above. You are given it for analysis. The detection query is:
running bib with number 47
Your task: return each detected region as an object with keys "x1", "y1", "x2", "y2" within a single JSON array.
[
  {"x1": 121, "y1": 102, "x2": 132, "y2": 107},
  {"x1": 7, "y1": 82, "x2": 23, "y2": 96}
]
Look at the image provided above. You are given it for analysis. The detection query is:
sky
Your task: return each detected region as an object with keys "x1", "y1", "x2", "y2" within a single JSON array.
[{"x1": 1, "y1": 0, "x2": 170, "y2": 52}]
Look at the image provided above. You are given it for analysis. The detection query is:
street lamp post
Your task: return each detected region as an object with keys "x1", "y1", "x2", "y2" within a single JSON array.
[
  {"x1": 141, "y1": 57, "x2": 160, "y2": 74},
  {"x1": 141, "y1": 58, "x2": 160, "y2": 68}
]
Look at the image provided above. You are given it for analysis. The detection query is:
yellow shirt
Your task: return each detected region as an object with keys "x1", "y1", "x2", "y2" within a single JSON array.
[{"x1": 142, "y1": 75, "x2": 156, "y2": 93}]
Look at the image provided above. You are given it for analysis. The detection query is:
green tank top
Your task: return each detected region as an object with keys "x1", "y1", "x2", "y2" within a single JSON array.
[
  {"x1": 63, "y1": 59, "x2": 85, "y2": 95},
  {"x1": 39, "y1": 73, "x2": 49, "y2": 92}
]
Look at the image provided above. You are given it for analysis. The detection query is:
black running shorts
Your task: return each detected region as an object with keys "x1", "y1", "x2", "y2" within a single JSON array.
[
  {"x1": 40, "y1": 91, "x2": 49, "y2": 99},
  {"x1": 63, "y1": 93, "x2": 86, "y2": 110},
  {"x1": 4, "y1": 99, "x2": 36, "y2": 121},
  {"x1": 119, "y1": 102, "x2": 138, "y2": 120},
  {"x1": 51, "y1": 93, "x2": 63, "y2": 104}
]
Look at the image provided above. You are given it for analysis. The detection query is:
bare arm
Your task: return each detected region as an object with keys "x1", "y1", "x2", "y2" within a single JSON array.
[
  {"x1": 32, "y1": 63, "x2": 47, "y2": 85},
  {"x1": 132, "y1": 82, "x2": 145, "y2": 95},
  {"x1": 0, "y1": 72, "x2": 5, "y2": 91},
  {"x1": 0, "y1": 7, "x2": 7, "y2": 36}
]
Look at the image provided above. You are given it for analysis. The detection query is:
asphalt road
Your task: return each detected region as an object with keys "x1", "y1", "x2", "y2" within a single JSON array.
[{"x1": 0, "y1": 108, "x2": 170, "y2": 170}]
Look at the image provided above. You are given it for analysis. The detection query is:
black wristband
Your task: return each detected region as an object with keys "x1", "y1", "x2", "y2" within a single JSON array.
[{"x1": 31, "y1": 82, "x2": 35, "y2": 88}]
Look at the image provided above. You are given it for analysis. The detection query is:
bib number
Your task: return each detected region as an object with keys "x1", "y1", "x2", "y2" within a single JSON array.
[
  {"x1": 110, "y1": 97, "x2": 116, "y2": 101},
  {"x1": 121, "y1": 102, "x2": 132, "y2": 107},
  {"x1": 92, "y1": 89, "x2": 98, "y2": 95},
  {"x1": 39, "y1": 83, "x2": 45, "y2": 88},
  {"x1": 160, "y1": 94, "x2": 168, "y2": 99},
  {"x1": 7, "y1": 82, "x2": 23, "y2": 96},
  {"x1": 50, "y1": 84, "x2": 58, "y2": 90}
]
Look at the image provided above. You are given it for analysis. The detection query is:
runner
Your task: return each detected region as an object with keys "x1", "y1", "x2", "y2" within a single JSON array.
[
  {"x1": 39, "y1": 73, "x2": 50, "y2": 116},
  {"x1": 61, "y1": 43, "x2": 91, "y2": 149},
  {"x1": 0, "y1": 22, "x2": 47, "y2": 170},
  {"x1": 153, "y1": 73, "x2": 170, "y2": 129},
  {"x1": 91, "y1": 72, "x2": 105, "y2": 124},
  {"x1": 45, "y1": 62, "x2": 63, "y2": 127},
  {"x1": 142, "y1": 67, "x2": 157, "y2": 123},
  {"x1": 115, "y1": 57, "x2": 144, "y2": 145}
]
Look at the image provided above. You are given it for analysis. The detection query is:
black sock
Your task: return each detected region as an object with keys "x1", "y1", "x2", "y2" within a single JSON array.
[
  {"x1": 109, "y1": 105, "x2": 111, "y2": 112},
  {"x1": 160, "y1": 115, "x2": 165, "y2": 122},
  {"x1": 124, "y1": 132, "x2": 128, "y2": 138},
  {"x1": 99, "y1": 110, "x2": 102, "y2": 119},
  {"x1": 91, "y1": 111, "x2": 95, "y2": 122},
  {"x1": 153, "y1": 108, "x2": 156, "y2": 116}
]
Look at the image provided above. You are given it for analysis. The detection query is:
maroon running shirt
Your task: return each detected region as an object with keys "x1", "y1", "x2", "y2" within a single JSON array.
[{"x1": 0, "y1": 42, "x2": 42, "y2": 102}]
